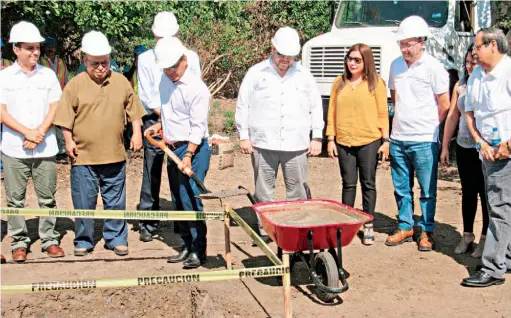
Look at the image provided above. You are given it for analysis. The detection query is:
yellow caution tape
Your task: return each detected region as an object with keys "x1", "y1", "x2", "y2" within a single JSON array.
[
  {"x1": 0, "y1": 208, "x2": 225, "y2": 221},
  {"x1": 228, "y1": 208, "x2": 282, "y2": 266},
  {"x1": 1, "y1": 265, "x2": 290, "y2": 295}
]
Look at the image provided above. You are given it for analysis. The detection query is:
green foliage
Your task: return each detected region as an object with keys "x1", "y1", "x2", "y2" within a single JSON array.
[
  {"x1": 0, "y1": 1, "x2": 336, "y2": 95},
  {"x1": 222, "y1": 109, "x2": 236, "y2": 135}
]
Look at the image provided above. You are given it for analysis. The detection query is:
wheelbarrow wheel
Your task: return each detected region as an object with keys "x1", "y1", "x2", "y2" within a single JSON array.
[{"x1": 314, "y1": 252, "x2": 339, "y2": 303}]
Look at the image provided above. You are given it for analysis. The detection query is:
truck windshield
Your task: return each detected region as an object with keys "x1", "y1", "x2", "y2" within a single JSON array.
[{"x1": 336, "y1": 0, "x2": 449, "y2": 28}]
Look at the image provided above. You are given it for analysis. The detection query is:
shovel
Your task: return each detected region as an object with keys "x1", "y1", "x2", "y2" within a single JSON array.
[{"x1": 144, "y1": 129, "x2": 248, "y2": 200}]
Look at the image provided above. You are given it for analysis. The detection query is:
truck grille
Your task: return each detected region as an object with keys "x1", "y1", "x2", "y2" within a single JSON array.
[{"x1": 309, "y1": 46, "x2": 382, "y2": 79}]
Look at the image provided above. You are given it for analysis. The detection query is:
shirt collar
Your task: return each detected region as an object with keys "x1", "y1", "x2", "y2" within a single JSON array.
[
  {"x1": 265, "y1": 56, "x2": 298, "y2": 76},
  {"x1": 175, "y1": 67, "x2": 193, "y2": 85},
  {"x1": 486, "y1": 55, "x2": 510, "y2": 79},
  {"x1": 13, "y1": 61, "x2": 41, "y2": 75},
  {"x1": 407, "y1": 52, "x2": 428, "y2": 68}
]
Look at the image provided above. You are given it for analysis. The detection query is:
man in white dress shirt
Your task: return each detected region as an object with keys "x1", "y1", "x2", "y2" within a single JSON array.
[
  {"x1": 146, "y1": 37, "x2": 210, "y2": 269},
  {"x1": 235, "y1": 27, "x2": 324, "y2": 241},
  {"x1": 136, "y1": 11, "x2": 202, "y2": 242},
  {"x1": 0, "y1": 21, "x2": 65, "y2": 262},
  {"x1": 462, "y1": 28, "x2": 511, "y2": 288}
]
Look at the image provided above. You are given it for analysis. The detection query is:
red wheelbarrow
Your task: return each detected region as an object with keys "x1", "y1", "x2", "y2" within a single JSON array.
[{"x1": 246, "y1": 184, "x2": 373, "y2": 302}]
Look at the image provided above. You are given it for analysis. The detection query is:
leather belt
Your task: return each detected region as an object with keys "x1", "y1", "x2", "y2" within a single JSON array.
[{"x1": 167, "y1": 141, "x2": 188, "y2": 149}]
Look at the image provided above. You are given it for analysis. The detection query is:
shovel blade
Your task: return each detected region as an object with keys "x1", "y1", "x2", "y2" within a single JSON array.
[{"x1": 197, "y1": 188, "x2": 249, "y2": 200}]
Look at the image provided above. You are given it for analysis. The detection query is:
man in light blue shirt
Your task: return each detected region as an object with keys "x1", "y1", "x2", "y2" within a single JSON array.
[
  {"x1": 462, "y1": 27, "x2": 511, "y2": 288},
  {"x1": 136, "y1": 11, "x2": 201, "y2": 242}
]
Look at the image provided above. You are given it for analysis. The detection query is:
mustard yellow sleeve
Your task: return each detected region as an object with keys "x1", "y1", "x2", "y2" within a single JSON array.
[
  {"x1": 375, "y1": 78, "x2": 389, "y2": 130},
  {"x1": 326, "y1": 76, "x2": 341, "y2": 137}
]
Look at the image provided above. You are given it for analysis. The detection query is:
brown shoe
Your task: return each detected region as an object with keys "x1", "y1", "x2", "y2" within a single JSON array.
[
  {"x1": 45, "y1": 245, "x2": 65, "y2": 258},
  {"x1": 418, "y1": 231, "x2": 434, "y2": 251},
  {"x1": 385, "y1": 229, "x2": 414, "y2": 246},
  {"x1": 12, "y1": 248, "x2": 27, "y2": 263},
  {"x1": 1, "y1": 254, "x2": 6, "y2": 264}
]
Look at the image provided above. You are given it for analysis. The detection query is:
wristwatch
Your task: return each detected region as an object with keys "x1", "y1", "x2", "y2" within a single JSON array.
[
  {"x1": 383, "y1": 138, "x2": 391, "y2": 143},
  {"x1": 475, "y1": 139, "x2": 484, "y2": 150}
]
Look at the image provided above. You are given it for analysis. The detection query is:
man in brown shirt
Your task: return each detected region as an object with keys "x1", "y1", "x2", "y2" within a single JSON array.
[{"x1": 54, "y1": 31, "x2": 145, "y2": 257}]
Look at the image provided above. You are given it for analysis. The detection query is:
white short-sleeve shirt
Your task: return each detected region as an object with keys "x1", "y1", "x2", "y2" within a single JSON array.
[
  {"x1": 389, "y1": 53, "x2": 449, "y2": 142},
  {"x1": 465, "y1": 55, "x2": 511, "y2": 149},
  {"x1": 0, "y1": 62, "x2": 62, "y2": 159}
]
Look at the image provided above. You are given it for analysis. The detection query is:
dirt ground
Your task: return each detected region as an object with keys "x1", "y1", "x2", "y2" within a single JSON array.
[{"x1": 1, "y1": 149, "x2": 510, "y2": 317}]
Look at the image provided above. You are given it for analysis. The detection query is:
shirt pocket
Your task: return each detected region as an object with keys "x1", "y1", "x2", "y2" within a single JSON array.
[
  {"x1": 253, "y1": 81, "x2": 272, "y2": 100},
  {"x1": 33, "y1": 83, "x2": 51, "y2": 101},
  {"x1": 4, "y1": 84, "x2": 25, "y2": 104},
  {"x1": 291, "y1": 84, "x2": 310, "y2": 112}
]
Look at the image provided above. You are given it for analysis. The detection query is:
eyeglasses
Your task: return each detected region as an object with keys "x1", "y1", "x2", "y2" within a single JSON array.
[
  {"x1": 397, "y1": 41, "x2": 421, "y2": 49},
  {"x1": 347, "y1": 56, "x2": 363, "y2": 64},
  {"x1": 88, "y1": 59, "x2": 110, "y2": 69},
  {"x1": 473, "y1": 42, "x2": 489, "y2": 51}
]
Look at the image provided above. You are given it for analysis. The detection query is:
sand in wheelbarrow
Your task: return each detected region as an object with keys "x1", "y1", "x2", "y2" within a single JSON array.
[{"x1": 262, "y1": 202, "x2": 367, "y2": 226}]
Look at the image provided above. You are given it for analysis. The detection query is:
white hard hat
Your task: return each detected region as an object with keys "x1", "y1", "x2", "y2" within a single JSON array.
[
  {"x1": 81, "y1": 31, "x2": 112, "y2": 56},
  {"x1": 154, "y1": 37, "x2": 186, "y2": 69},
  {"x1": 271, "y1": 27, "x2": 301, "y2": 57},
  {"x1": 152, "y1": 11, "x2": 179, "y2": 38},
  {"x1": 9, "y1": 21, "x2": 45, "y2": 43},
  {"x1": 396, "y1": 16, "x2": 430, "y2": 41}
]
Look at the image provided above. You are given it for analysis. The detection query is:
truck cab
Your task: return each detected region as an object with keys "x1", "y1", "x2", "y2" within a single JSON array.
[{"x1": 302, "y1": 0, "x2": 492, "y2": 123}]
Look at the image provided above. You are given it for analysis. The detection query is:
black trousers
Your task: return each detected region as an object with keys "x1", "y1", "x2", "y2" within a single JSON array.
[
  {"x1": 337, "y1": 139, "x2": 381, "y2": 217},
  {"x1": 139, "y1": 114, "x2": 165, "y2": 232},
  {"x1": 456, "y1": 144, "x2": 489, "y2": 235}
]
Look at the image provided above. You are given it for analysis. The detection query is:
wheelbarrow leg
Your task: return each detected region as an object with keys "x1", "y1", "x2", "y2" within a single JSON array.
[
  {"x1": 307, "y1": 231, "x2": 315, "y2": 272},
  {"x1": 336, "y1": 228, "x2": 349, "y2": 292}
]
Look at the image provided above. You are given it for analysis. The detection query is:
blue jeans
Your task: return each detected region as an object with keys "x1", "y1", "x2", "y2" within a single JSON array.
[
  {"x1": 390, "y1": 140, "x2": 439, "y2": 232},
  {"x1": 139, "y1": 115, "x2": 165, "y2": 232},
  {"x1": 167, "y1": 140, "x2": 210, "y2": 254},
  {"x1": 71, "y1": 161, "x2": 128, "y2": 250}
]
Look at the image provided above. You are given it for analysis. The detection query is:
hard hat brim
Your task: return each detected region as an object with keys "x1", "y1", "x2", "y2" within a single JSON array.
[
  {"x1": 156, "y1": 56, "x2": 182, "y2": 69},
  {"x1": 152, "y1": 25, "x2": 179, "y2": 38},
  {"x1": 271, "y1": 38, "x2": 300, "y2": 57},
  {"x1": 81, "y1": 46, "x2": 112, "y2": 56},
  {"x1": 9, "y1": 35, "x2": 45, "y2": 43}
]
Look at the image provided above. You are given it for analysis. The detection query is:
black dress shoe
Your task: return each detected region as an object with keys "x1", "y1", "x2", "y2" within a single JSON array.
[
  {"x1": 167, "y1": 247, "x2": 190, "y2": 263},
  {"x1": 461, "y1": 270, "x2": 505, "y2": 287},
  {"x1": 139, "y1": 229, "x2": 153, "y2": 242},
  {"x1": 183, "y1": 252, "x2": 206, "y2": 269}
]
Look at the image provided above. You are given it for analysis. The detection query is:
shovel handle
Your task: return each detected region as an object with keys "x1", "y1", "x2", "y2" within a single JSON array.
[{"x1": 144, "y1": 129, "x2": 210, "y2": 194}]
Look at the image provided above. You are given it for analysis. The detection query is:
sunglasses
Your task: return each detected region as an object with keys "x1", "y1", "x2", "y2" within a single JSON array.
[
  {"x1": 347, "y1": 56, "x2": 363, "y2": 64},
  {"x1": 275, "y1": 51, "x2": 294, "y2": 59},
  {"x1": 88, "y1": 59, "x2": 110, "y2": 69}
]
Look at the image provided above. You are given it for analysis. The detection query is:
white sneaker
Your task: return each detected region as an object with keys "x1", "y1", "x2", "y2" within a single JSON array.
[
  {"x1": 471, "y1": 236, "x2": 486, "y2": 258},
  {"x1": 454, "y1": 232, "x2": 475, "y2": 254}
]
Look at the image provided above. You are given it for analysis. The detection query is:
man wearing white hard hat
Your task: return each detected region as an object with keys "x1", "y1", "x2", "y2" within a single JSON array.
[
  {"x1": 136, "y1": 11, "x2": 202, "y2": 242},
  {"x1": 54, "y1": 31, "x2": 146, "y2": 257},
  {"x1": 235, "y1": 27, "x2": 324, "y2": 242},
  {"x1": 146, "y1": 36, "x2": 210, "y2": 268},
  {"x1": 1, "y1": 21, "x2": 65, "y2": 262},
  {"x1": 385, "y1": 16, "x2": 450, "y2": 251}
]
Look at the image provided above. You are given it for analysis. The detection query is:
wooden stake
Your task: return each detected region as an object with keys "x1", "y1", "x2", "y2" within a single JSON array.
[
  {"x1": 282, "y1": 253, "x2": 292, "y2": 318},
  {"x1": 224, "y1": 204, "x2": 232, "y2": 270}
]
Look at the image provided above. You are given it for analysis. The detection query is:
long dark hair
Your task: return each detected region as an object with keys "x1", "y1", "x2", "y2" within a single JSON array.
[
  {"x1": 461, "y1": 43, "x2": 475, "y2": 85},
  {"x1": 334, "y1": 43, "x2": 379, "y2": 93}
]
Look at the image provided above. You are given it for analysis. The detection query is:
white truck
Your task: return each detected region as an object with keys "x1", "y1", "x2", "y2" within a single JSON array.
[{"x1": 302, "y1": 0, "x2": 492, "y2": 119}]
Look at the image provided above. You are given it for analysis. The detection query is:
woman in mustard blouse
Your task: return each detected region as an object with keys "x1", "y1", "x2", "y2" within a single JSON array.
[{"x1": 326, "y1": 43, "x2": 389, "y2": 245}]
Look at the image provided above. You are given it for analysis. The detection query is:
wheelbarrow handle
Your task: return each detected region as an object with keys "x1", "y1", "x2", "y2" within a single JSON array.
[{"x1": 144, "y1": 129, "x2": 210, "y2": 194}]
